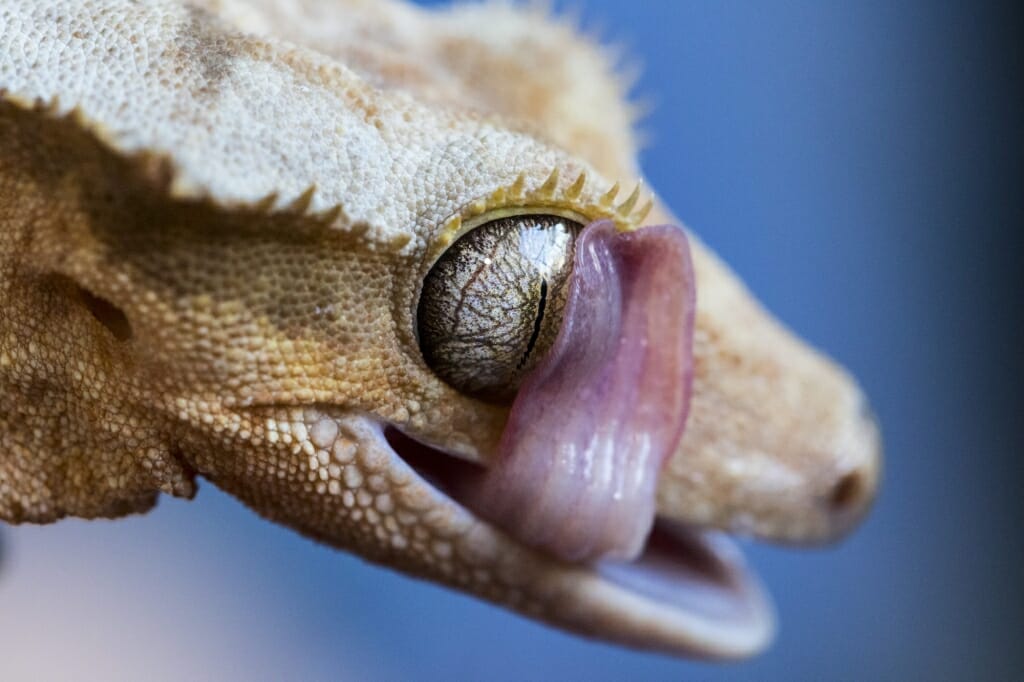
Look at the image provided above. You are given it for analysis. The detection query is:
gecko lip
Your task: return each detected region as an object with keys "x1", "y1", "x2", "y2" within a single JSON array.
[{"x1": 383, "y1": 425, "x2": 774, "y2": 657}]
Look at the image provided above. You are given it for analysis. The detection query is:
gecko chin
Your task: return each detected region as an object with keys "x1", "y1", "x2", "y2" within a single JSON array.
[{"x1": 382, "y1": 425, "x2": 774, "y2": 658}]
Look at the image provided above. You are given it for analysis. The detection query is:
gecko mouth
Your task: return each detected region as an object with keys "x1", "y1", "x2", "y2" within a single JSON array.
[
  {"x1": 378, "y1": 220, "x2": 771, "y2": 656},
  {"x1": 383, "y1": 425, "x2": 773, "y2": 657}
]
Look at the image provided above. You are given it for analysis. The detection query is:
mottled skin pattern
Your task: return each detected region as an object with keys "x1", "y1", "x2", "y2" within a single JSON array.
[{"x1": 0, "y1": 0, "x2": 880, "y2": 658}]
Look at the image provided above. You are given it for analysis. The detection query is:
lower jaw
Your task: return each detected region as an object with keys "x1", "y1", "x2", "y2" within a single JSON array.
[{"x1": 383, "y1": 425, "x2": 775, "y2": 658}]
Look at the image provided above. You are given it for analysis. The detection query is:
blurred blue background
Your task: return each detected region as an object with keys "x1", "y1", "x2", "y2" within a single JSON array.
[{"x1": 1, "y1": 2, "x2": 1020, "y2": 680}]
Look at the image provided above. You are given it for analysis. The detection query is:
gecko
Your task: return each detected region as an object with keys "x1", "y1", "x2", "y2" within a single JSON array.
[{"x1": 0, "y1": 0, "x2": 880, "y2": 659}]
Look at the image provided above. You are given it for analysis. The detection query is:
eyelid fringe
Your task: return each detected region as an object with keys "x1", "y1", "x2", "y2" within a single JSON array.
[{"x1": 435, "y1": 167, "x2": 654, "y2": 254}]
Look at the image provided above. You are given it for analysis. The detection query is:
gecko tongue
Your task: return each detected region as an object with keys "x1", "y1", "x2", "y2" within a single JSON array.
[{"x1": 472, "y1": 220, "x2": 696, "y2": 563}]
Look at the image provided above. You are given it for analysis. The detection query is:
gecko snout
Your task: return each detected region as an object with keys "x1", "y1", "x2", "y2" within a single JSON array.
[
  {"x1": 649, "y1": 237, "x2": 883, "y2": 547},
  {"x1": 761, "y1": 387, "x2": 883, "y2": 544}
]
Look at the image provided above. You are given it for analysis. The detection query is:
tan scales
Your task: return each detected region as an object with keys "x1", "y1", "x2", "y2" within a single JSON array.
[{"x1": 0, "y1": 0, "x2": 880, "y2": 658}]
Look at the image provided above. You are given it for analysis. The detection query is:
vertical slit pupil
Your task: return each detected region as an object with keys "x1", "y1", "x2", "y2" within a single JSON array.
[{"x1": 519, "y1": 278, "x2": 547, "y2": 370}]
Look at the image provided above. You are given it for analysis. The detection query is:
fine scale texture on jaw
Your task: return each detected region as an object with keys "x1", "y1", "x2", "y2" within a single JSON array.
[{"x1": 383, "y1": 417, "x2": 775, "y2": 659}]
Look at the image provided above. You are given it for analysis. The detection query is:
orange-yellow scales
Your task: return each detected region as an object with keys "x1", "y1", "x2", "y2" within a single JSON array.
[{"x1": 0, "y1": 0, "x2": 880, "y2": 658}]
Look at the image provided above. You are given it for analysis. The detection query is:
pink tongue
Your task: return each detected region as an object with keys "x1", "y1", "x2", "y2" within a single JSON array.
[{"x1": 470, "y1": 220, "x2": 696, "y2": 563}]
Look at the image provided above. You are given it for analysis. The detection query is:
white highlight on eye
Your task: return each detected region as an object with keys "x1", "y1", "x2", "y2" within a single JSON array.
[{"x1": 517, "y1": 223, "x2": 573, "y2": 276}]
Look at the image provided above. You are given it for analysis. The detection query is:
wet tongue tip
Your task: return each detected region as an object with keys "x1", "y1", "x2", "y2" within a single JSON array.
[{"x1": 470, "y1": 220, "x2": 697, "y2": 564}]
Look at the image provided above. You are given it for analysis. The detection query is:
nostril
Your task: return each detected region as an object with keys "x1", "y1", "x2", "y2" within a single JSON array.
[{"x1": 828, "y1": 471, "x2": 864, "y2": 513}]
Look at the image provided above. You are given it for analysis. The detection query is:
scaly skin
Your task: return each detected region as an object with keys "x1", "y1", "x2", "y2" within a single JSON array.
[{"x1": 0, "y1": 0, "x2": 880, "y2": 658}]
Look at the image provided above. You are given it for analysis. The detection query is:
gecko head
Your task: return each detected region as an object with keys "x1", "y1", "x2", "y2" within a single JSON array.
[
  {"x1": 19, "y1": 122, "x2": 879, "y2": 658},
  {"x1": 0, "y1": 1, "x2": 877, "y2": 656},
  {"x1": 338, "y1": 174, "x2": 881, "y2": 658},
  {"x1": 113, "y1": 160, "x2": 874, "y2": 658}
]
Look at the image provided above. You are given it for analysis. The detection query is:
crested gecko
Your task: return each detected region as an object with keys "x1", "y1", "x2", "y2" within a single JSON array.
[{"x1": 0, "y1": 0, "x2": 880, "y2": 658}]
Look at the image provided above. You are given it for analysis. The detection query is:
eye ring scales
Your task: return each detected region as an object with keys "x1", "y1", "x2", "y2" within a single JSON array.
[{"x1": 417, "y1": 214, "x2": 582, "y2": 403}]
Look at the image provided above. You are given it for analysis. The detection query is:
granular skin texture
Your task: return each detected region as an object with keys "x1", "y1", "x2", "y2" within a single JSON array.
[{"x1": 0, "y1": 0, "x2": 880, "y2": 658}]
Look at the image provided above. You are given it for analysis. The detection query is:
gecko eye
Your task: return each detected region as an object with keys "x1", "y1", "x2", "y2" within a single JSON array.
[{"x1": 417, "y1": 214, "x2": 582, "y2": 403}]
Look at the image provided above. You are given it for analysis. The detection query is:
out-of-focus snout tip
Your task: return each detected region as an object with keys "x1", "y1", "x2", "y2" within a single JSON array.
[{"x1": 822, "y1": 396, "x2": 882, "y2": 541}]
